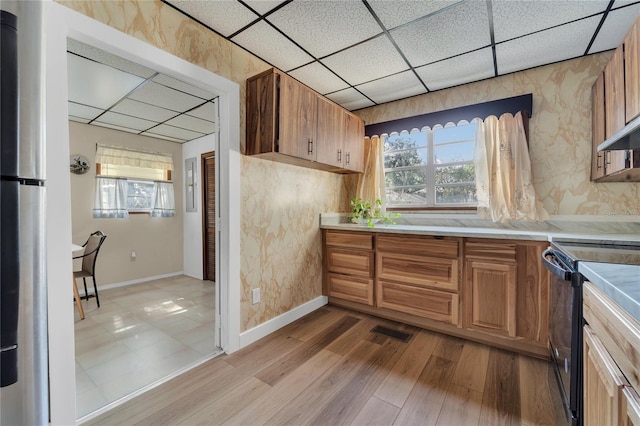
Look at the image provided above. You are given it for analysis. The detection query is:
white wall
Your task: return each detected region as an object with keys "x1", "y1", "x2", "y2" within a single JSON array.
[{"x1": 182, "y1": 133, "x2": 216, "y2": 279}]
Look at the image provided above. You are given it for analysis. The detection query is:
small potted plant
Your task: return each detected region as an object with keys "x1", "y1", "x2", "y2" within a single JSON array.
[{"x1": 347, "y1": 197, "x2": 400, "y2": 228}]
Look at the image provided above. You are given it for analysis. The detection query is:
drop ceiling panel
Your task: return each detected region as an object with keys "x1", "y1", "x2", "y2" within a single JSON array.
[
  {"x1": 391, "y1": 1, "x2": 491, "y2": 67},
  {"x1": 322, "y1": 36, "x2": 408, "y2": 86},
  {"x1": 243, "y1": 1, "x2": 287, "y2": 15},
  {"x1": 267, "y1": 1, "x2": 380, "y2": 58},
  {"x1": 68, "y1": 102, "x2": 103, "y2": 121},
  {"x1": 152, "y1": 74, "x2": 216, "y2": 100},
  {"x1": 92, "y1": 121, "x2": 142, "y2": 135},
  {"x1": 493, "y1": 0, "x2": 608, "y2": 43},
  {"x1": 95, "y1": 111, "x2": 158, "y2": 131},
  {"x1": 367, "y1": 0, "x2": 459, "y2": 30},
  {"x1": 140, "y1": 132, "x2": 185, "y2": 143},
  {"x1": 69, "y1": 116, "x2": 91, "y2": 124},
  {"x1": 416, "y1": 48, "x2": 495, "y2": 91},
  {"x1": 288, "y1": 62, "x2": 349, "y2": 95},
  {"x1": 325, "y1": 88, "x2": 375, "y2": 110},
  {"x1": 356, "y1": 71, "x2": 425, "y2": 104},
  {"x1": 111, "y1": 99, "x2": 178, "y2": 123},
  {"x1": 144, "y1": 124, "x2": 205, "y2": 141},
  {"x1": 67, "y1": 39, "x2": 156, "y2": 78},
  {"x1": 165, "y1": 114, "x2": 216, "y2": 134},
  {"x1": 67, "y1": 53, "x2": 145, "y2": 109},
  {"x1": 128, "y1": 81, "x2": 204, "y2": 112},
  {"x1": 166, "y1": 0, "x2": 258, "y2": 37},
  {"x1": 232, "y1": 20, "x2": 314, "y2": 71},
  {"x1": 496, "y1": 16, "x2": 600, "y2": 75},
  {"x1": 589, "y1": 3, "x2": 640, "y2": 53},
  {"x1": 186, "y1": 102, "x2": 217, "y2": 121}
]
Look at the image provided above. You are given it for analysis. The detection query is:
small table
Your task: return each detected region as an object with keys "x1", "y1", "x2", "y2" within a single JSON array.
[{"x1": 72, "y1": 244, "x2": 85, "y2": 320}]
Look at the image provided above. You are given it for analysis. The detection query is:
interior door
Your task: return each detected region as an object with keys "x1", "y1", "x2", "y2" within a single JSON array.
[{"x1": 202, "y1": 152, "x2": 215, "y2": 282}]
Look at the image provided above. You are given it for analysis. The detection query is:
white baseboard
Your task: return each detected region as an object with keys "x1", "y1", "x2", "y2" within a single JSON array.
[
  {"x1": 84, "y1": 271, "x2": 185, "y2": 294},
  {"x1": 238, "y1": 296, "x2": 328, "y2": 349}
]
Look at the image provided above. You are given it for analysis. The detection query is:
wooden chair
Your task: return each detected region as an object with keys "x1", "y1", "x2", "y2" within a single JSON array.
[{"x1": 73, "y1": 231, "x2": 107, "y2": 308}]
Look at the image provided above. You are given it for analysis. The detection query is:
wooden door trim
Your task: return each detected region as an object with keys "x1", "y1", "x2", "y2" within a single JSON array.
[{"x1": 201, "y1": 151, "x2": 215, "y2": 281}]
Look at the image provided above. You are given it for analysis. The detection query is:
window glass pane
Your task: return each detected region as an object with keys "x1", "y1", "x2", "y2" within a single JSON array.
[
  {"x1": 435, "y1": 164, "x2": 475, "y2": 185},
  {"x1": 434, "y1": 140, "x2": 475, "y2": 164},
  {"x1": 385, "y1": 169, "x2": 426, "y2": 187},
  {"x1": 386, "y1": 186, "x2": 429, "y2": 206},
  {"x1": 127, "y1": 180, "x2": 155, "y2": 211},
  {"x1": 435, "y1": 185, "x2": 477, "y2": 205},
  {"x1": 385, "y1": 131, "x2": 427, "y2": 151},
  {"x1": 434, "y1": 122, "x2": 476, "y2": 145}
]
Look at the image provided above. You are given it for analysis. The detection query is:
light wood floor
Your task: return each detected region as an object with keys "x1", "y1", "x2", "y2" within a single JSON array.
[{"x1": 86, "y1": 305, "x2": 568, "y2": 426}]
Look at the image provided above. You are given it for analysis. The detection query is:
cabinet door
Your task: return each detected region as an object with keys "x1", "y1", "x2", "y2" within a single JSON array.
[
  {"x1": 246, "y1": 70, "x2": 277, "y2": 155},
  {"x1": 343, "y1": 112, "x2": 365, "y2": 173},
  {"x1": 377, "y1": 280, "x2": 459, "y2": 325},
  {"x1": 278, "y1": 73, "x2": 317, "y2": 161},
  {"x1": 625, "y1": 20, "x2": 640, "y2": 123},
  {"x1": 604, "y1": 45, "x2": 627, "y2": 176},
  {"x1": 327, "y1": 273, "x2": 373, "y2": 306},
  {"x1": 621, "y1": 386, "x2": 640, "y2": 426},
  {"x1": 591, "y1": 73, "x2": 606, "y2": 181},
  {"x1": 377, "y1": 252, "x2": 459, "y2": 292},
  {"x1": 316, "y1": 96, "x2": 344, "y2": 168},
  {"x1": 583, "y1": 325, "x2": 627, "y2": 426},
  {"x1": 326, "y1": 247, "x2": 373, "y2": 278},
  {"x1": 464, "y1": 260, "x2": 516, "y2": 337}
]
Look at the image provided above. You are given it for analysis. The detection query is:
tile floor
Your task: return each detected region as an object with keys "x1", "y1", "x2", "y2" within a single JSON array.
[{"x1": 74, "y1": 275, "x2": 217, "y2": 418}]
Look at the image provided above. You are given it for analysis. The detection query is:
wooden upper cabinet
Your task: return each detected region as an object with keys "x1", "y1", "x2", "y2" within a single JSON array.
[
  {"x1": 343, "y1": 112, "x2": 365, "y2": 173},
  {"x1": 278, "y1": 73, "x2": 317, "y2": 161},
  {"x1": 625, "y1": 20, "x2": 640, "y2": 123},
  {"x1": 591, "y1": 73, "x2": 606, "y2": 181},
  {"x1": 605, "y1": 44, "x2": 626, "y2": 139},
  {"x1": 246, "y1": 68, "x2": 364, "y2": 173},
  {"x1": 621, "y1": 386, "x2": 640, "y2": 426},
  {"x1": 316, "y1": 96, "x2": 344, "y2": 168}
]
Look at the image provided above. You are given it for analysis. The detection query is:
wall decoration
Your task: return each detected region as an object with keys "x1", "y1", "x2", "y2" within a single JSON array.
[{"x1": 70, "y1": 154, "x2": 90, "y2": 175}]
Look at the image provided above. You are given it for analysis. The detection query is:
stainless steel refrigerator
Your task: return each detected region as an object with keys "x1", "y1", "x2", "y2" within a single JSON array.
[{"x1": 1, "y1": 1, "x2": 48, "y2": 424}]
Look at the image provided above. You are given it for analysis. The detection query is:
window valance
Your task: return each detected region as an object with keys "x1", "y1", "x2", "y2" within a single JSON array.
[{"x1": 95, "y1": 144, "x2": 174, "y2": 171}]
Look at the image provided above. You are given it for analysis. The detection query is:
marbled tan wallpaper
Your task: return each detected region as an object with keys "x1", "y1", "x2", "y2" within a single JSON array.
[
  {"x1": 57, "y1": 0, "x2": 352, "y2": 332},
  {"x1": 356, "y1": 53, "x2": 640, "y2": 216}
]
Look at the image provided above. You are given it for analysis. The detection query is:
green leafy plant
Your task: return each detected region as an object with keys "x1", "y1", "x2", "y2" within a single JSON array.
[{"x1": 347, "y1": 197, "x2": 400, "y2": 228}]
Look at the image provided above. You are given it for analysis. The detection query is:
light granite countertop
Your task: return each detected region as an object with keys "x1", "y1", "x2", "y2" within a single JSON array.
[{"x1": 579, "y1": 262, "x2": 640, "y2": 323}]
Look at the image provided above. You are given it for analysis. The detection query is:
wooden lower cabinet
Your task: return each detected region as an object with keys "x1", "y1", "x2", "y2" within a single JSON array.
[
  {"x1": 377, "y1": 252, "x2": 458, "y2": 292},
  {"x1": 464, "y1": 259, "x2": 516, "y2": 337},
  {"x1": 326, "y1": 247, "x2": 373, "y2": 277},
  {"x1": 377, "y1": 280, "x2": 458, "y2": 325},
  {"x1": 327, "y1": 273, "x2": 373, "y2": 306},
  {"x1": 622, "y1": 386, "x2": 640, "y2": 425}
]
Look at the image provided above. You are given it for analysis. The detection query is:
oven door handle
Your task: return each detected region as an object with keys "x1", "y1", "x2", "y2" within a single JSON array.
[{"x1": 542, "y1": 248, "x2": 572, "y2": 281}]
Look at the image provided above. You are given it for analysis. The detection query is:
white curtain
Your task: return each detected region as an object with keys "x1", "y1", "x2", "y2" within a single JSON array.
[
  {"x1": 96, "y1": 144, "x2": 174, "y2": 170},
  {"x1": 355, "y1": 136, "x2": 386, "y2": 211},
  {"x1": 150, "y1": 182, "x2": 175, "y2": 217},
  {"x1": 474, "y1": 112, "x2": 548, "y2": 223},
  {"x1": 93, "y1": 177, "x2": 129, "y2": 218}
]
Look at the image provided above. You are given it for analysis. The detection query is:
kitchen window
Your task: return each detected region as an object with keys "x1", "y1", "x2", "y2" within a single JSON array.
[{"x1": 384, "y1": 121, "x2": 478, "y2": 209}]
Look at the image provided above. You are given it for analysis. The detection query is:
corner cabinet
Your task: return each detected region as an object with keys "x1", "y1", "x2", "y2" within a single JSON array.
[
  {"x1": 591, "y1": 15, "x2": 640, "y2": 182},
  {"x1": 246, "y1": 68, "x2": 364, "y2": 173}
]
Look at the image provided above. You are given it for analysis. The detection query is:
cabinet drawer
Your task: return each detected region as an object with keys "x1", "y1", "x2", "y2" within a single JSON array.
[
  {"x1": 326, "y1": 247, "x2": 373, "y2": 278},
  {"x1": 377, "y1": 280, "x2": 459, "y2": 325},
  {"x1": 327, "y1": 273, "x2": 373, "y2": 306},
  {"x1": 376, "y1": 252, "x2": 459, "y2": 292},
  {"x1": 465, "y1": 239, "x2": 517, "y2": 262},
  {"x1": 377, "y1": 235, "x2": 459, "y2": 258},
  {"x1": 325, "y1": 231, "x2": 373, "y2": 250}
]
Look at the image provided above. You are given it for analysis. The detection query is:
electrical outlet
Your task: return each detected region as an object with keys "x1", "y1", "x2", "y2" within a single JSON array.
[
  {"x1": 251, "y1": 288, "x2": 260, "y2": 305},
  {"x1": 131, "y1": 250, "x2": 136, "y2": 260}
]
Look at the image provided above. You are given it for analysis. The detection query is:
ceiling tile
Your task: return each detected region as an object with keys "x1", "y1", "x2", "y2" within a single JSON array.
[
  {"x1": 267, "y1": 1, "x2": 380, "y2": 58},
  {"x1": 128, "y1": 81, "x2": 204, "y2": 112},
  {"x1": 322, "y1": 35, "x2": 408, "y2": 86},
  {"x1": 92, "y1": 121, "x2": 141, "y2": 135},
  {"x1": 243, "y1": 0, "x2": 287, "y2": 15},
  {"x1": 67, "y1": 53, "x2": 145, "y2": 109},
  {"x1": 390, "y1": 1, "x2": 491, "y2": 67},
  {"x1": 95, "y1": 111, "x2": 158, "y2": 131},
  {"x1": 68, "y1": 102, "x2": 103, "y2": 121},
  {"x1": 152, "y1": 74, "x2": 216, "y2": 100},
  {"x1": 232, "y1": 20, "x2": 314, "y2": 71},
  {"x1": 140, "y1": 132, "x2": 186, "y2": 143},
  {"x1": 496, "y1": 16, "x2": 600, "y2": 75},
  {"x1": 325, "y1": 88, "x2": 375, "y2": 111},
  {"x1": 288, "y1": 62, "x2": 349, "y2": 95},
  {"x1": 166, "y1": 0, "x2": 258, "y2": 37},
  {"x1": 356, "y1": 71, "x2": 425, "y2": 104},
  {"x1": 367, "y1": 0, "x2": 458, "y2": 30},
  {"x1": 69, "y1": 116, "x2": 91, "y2": 124},
  {"x1": 165, "y1": 114, "x2": 216, "y2": 134},
  {"x1": 492, "y1": 0, "x2": 609, "y2": 43},
  {"x1": 416, "y1": 48, "x2": 495, "y2": 91},
  {"x1": 67, "y1": 39, "x2": 156, "y2": 78},
  {"x1": 111, "y1": 99, "x2": 178, "y2": 123},
  {"x1": 144, "y1": 124, "x2": 205, "y2": 141},
  {"x1": 589, "y1": 3, "x2": 640, "y2": 53},
  {"x1": 186, "y1": 101, "x2": 217, "y2": 121}
]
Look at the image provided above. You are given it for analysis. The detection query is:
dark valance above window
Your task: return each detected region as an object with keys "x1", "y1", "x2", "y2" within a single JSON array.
[{"x1": 364, "y1": 94, "x2": 533, "y2": 137}]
